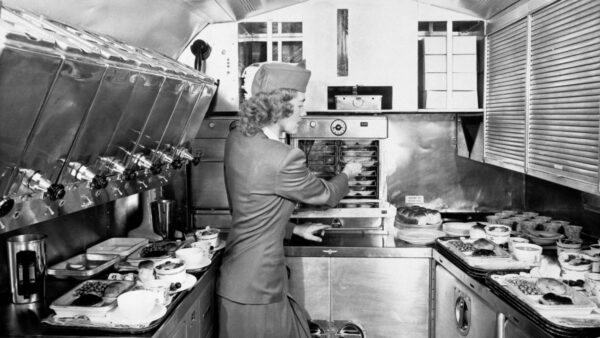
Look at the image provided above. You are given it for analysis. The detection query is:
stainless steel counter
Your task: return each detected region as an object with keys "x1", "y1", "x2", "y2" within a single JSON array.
[
  {"x1": 284, "y1": 232, "x2": 434, "y2": 258},
  {"x1": 0, "y1": 255, "x2": 220, "y2": 338}
]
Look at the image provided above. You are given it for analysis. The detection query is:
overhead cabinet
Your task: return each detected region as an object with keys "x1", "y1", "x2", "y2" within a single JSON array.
[{"x1": 483, "y1": 0, "x2": 600, "y2": 195}]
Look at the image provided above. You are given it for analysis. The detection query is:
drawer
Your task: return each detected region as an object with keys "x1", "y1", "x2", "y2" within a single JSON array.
[{"x1": 190, "y1": 162, "x2": 229, "y2": 209}]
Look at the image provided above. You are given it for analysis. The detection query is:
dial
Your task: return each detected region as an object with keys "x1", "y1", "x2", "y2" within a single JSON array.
[{"x1": 330, "y1": 119, "x2": 347, "y2": 136}]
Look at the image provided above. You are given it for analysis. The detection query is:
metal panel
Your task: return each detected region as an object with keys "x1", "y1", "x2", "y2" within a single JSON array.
[
  {"x1": 179, "y1": 83, "x2": 218, "y2": 147},
  {"x1": 132, "y1": 77, "x2": 184, "y2": 159},
  {"x1": 286, "y1": 256, "x2": 330, "y2": 321},
  {"x1": 58, "y1": 67, "x2": 138, "y2": 184},
  {"x1": 0, "y1": 47, "x2": 63, "y2": 196},
  {"x1": 435, "y1": 265, "x2": 498, "y2": 338},
  {"x1": 485, "y1": 19, "x2": 528, "y2": 172},
  {"x1": 331, "y1": 257, "x2": 430, "y2": 338},
  {"x1": 157, "y1": 82, "x2": 204, "y2": 155},
  {"x1": 10, "y1": 58, "x2": 106, "y2": 193},
  {"x1": 189, "y1": 162, "x2": 228, "y2": 209},
  {"x1": 528, "y1": 0, "x2": 600, "y2": 192},
  {"x1": 101, "y1": 73, "x2": 164, "y2": 165}
]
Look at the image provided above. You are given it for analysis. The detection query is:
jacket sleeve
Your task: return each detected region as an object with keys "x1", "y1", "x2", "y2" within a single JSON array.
[{"x1": 275, "y1": 148, "x2": 349, "y2": 207}]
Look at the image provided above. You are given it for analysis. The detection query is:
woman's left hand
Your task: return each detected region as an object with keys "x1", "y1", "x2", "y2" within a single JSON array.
[{"x1": 293, "y1": 223, "x2": 331, "y2": 242}]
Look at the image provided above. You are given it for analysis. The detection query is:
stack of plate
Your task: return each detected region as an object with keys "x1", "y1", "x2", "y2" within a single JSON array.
[{"x1": 442, "y1": 222, "x2": 476, "y2": 237}]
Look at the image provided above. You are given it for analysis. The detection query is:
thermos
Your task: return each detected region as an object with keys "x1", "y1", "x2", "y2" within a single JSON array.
[{"x1": 7, "y1": 234, "x2": 47, "y2": 304}]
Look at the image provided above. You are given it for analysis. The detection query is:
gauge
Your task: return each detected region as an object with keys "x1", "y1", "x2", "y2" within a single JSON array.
[{"x1": 330, "y1": 119, "x2": 347, "y2": 136}]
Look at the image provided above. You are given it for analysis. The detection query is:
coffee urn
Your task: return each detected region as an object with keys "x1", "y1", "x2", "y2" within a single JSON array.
[{"x1": 7, "y1": 234, "x2": 47, "y2": 304}]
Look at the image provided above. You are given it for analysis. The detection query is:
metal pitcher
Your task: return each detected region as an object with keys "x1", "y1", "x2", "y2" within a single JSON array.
[
  {"x1": 150, "y1": 199, "x2": 176, "y2": 239},
  {"x1": 7, "y1": 233, "x2": 47, "y2": 304}
]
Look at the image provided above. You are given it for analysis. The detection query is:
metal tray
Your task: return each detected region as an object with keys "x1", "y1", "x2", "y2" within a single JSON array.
[
  {"x1": 86, "y1": 237, "x2": 148, "y2": 258},
  {"x1": 48, "y1": 253, "x2": 121, "y2": 279},
  {"x1": 50, "y1": 279, "x2": 135, "y2": 318},
  {"x1": 126, "y1": 240, "x2": 185, "y2": 264}
]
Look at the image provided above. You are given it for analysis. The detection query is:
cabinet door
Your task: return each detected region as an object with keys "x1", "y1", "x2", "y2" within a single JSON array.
[
  {"x1": 286, "y1": 257, "x2": 330, "y2": 321},
  {"x1": 198, "y1": 277, "x2": 216, "y2": 338},
  {"x1": 435, "y1": 265, "x2": 497, "y2": 338},
  {"x1": 331, "y1": 257, "x2": 430, "y2": 338},
  {"x1": 171, "y1": 317, "x2": 188, "y2": 338}
]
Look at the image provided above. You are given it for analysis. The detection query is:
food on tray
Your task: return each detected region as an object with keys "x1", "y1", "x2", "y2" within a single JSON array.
[
  {"x1": 74, "y1": 281, "x2": 110, "y2": 297},
  {"x1": 564, "y1": 256, "x2": 592, "y2": 266},
  {"x1": 138, "y1": 260, "x2": 156, "y2": 283},
  {"x1": 156, "y1": 260, "x2": 184, "y2": 271},
  {"x1": 472, "y1": 249, "x2": 495, "y2": 257},
  {"x1": 506, "y1": 278, "x2": 542, "y2": 295},
  {"x1": 469, "y1": 223, "x2": 487, "y2": 239},
  {"x1": 396, "y1": 206, "x2": 442, "y2": 226},
  {"x1": 535, "y1": 278, "x2": 567, "y2": 295},
  {"x1": 140, "y1": 242, "x2": 178, "y2": 258},
  {"x1": 563, "y1": 279, "x2": 585, "y2": 288},
  {"x1": 473, "y1": 238, "x2": 495, "y2": 251},
  {"x1": 104, "y1": 281, "x2": 132, "y2": 298},
  {"x1": 540, "y1": 293, "x2": 573, "y2": 305},
  {"x1": 448, "y1": 240, "x2": 475, "y2": 252},
  {"x1": 71, "y1": 293, "x2": 103, "y2": 307}
]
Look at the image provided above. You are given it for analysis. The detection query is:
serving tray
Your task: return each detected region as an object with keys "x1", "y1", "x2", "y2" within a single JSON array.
[
  {"x1": 491, "y1": 274, "x2": 595, "y2": 317},
  {"x1": 86, "y1": 237, "x2": 148, "y2": 258},
  {"x1": 48, "y1": 254, "x2": 121, "y2": 279},
  {"x1": 437, "y1": 238, "x2": 534, "y2": 270},
  {"x1": 50, "y1": 279, "x2": 135, "y2": 318}
]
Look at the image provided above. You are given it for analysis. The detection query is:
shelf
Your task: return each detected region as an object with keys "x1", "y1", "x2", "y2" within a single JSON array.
[{"x1": 305, "y1": 109, "x2": 483, "y2": 115}]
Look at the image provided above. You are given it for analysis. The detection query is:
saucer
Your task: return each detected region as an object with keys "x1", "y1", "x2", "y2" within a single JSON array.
[
  {"x1": 186, "y1": 257, "x2": 211, "y2": 272},
  {"x1": 170, "y1": 274, "x2": 197, "y2": 293},
  {"x1": 108, "y1": 303, "x2": 166, "y2": 325},
  {"x1": 213, "y1": 239, "x2": 226, "y2": 251}
]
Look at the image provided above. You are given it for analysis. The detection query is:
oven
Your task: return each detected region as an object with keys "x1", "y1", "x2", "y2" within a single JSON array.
[{"x1": 289, "y1": 115, "x2": 396, "y2": 236}]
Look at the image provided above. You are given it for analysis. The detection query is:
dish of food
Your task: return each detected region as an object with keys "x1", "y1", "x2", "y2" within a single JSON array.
[
  {"x1": 395, "y1": 229, "x2": 446, "y2": 245},
  {"x1": 50, "y1": 280, "x2": 135, "y2": 318}
]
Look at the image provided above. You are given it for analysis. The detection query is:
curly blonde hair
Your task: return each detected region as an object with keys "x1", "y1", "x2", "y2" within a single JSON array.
[{"x1": 238, "y1": 88, "x2": 298, "y2": 136}]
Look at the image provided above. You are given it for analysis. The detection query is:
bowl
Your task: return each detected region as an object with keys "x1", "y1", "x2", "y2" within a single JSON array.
[
  {"x1": 117, "y1": 290, "x2": 158, "y2": 319},
  {"x1": 521, "y1": 211, "x2": 539, "y2": 218},
  {"x1": 556, "y1": 238, "x2": 582, "y2": 255},
  {"x1": 512, "y1": 243, "x2": 543, "y2": 264},
  {"x1": 508, "y1": 237, "x2": 529, "y2": 253},
  {"x1": 175, "y1": 247, "x2": 209, "y2": 269},
  {"x1": 155, "y1": 258, "x2": 186, "y2": 283},
  {"x1": 194, "y1": 227, "x2": 220, "y2": 248},
  {"x1": 558, "y1": 252, "x2": 593, "y2": 272},
  {"x1": 484, "y1": 225, "x2": 511, "y2": 244}
]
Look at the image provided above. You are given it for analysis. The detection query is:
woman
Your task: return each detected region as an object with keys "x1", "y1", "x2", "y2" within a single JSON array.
[{"x1": 218, "y1": 86, "x2": 361, "y2": 337}]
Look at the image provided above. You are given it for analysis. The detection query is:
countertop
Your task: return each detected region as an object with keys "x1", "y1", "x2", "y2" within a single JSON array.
[{"x1": 0, "y1": 254, "x2": 220, "y2": 338}]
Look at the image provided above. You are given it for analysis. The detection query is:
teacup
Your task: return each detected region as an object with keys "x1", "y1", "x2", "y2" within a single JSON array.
[
  {"x1": 175, "y1": 247, "x2": 209, "y2": 269},
  {"x1": 508, "y1": 237, "x2": 529, "y2": 253},
  {"x1": 564, "y1": 225, "x2": 583, "y2": 240},
  {"x1": 486, "y1": 215, "x2": 500, "y2": 224},
  {"x1": 585, "y1": 272, "x2": 600, "y2": 296}
]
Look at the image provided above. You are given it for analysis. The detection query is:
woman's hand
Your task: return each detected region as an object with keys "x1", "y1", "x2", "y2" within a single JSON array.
[
  {"x1": 293, "y1": 223, "x2": 331, "y2": 242},
  {"x1": 342, "y1": 161, "x2": 362, "y2": 180}
]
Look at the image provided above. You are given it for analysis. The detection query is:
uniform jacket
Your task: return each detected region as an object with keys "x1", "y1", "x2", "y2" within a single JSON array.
[{"x1": 218, "y1": 127, "x2": 349, "y2": 304}]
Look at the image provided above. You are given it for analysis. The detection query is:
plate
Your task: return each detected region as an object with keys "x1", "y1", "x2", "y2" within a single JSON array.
[
  {"x1": 212, "y1": 239, "x2": 226, "y2": 252},
  {"x1": 141, "y1": 274, "x2": 197, "y2": 294},
  {"x1": 443, "y1": 222, "x2": 476, "y2": 237},
  {"x1": 107, "y1": 303, "x2": 167, "y2": 325},
  {"x1": 396, "y1": 229, "x2": 446, "y2": 245},
  {"x1": 528, "y1": 233, "x2": 564, "y2": 246}
]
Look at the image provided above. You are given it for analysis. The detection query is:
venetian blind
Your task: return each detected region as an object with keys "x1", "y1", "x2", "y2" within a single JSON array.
[
  {"x1": 485, "y1": 19, "x2": 528, "y2": 172},
  {"x1": 528, "y1": 0, "x2": 600, "y2": 191}
]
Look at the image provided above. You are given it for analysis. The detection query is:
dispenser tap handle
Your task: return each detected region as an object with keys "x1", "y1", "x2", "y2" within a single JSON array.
[
  {"x1": 81, "y1": 195, "x2": 93, "y2": 208},
  {"x1": 44, "y1": 205, "x2": 55, "y2": 216},
  {"x1": 46, "y1": 183, "x2": 66, "y2": 201}
]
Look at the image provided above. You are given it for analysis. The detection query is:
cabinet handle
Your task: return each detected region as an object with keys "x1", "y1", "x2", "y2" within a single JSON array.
[{"x1": 190, "y1": 310, "x2": 196, "y2": 321}]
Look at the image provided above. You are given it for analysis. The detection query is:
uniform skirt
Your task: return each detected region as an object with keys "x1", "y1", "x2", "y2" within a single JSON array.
[{"x1": 218, "y1": 294, "x2": 311, "y2": 338}]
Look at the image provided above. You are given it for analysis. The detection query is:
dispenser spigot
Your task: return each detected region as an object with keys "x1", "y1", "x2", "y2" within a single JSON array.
[
  {"x1": 131, "y1": 153, "x2": 152, "y2": 170},
  {"x1": 152, "y1": 149, "x2": 174, "y2": 165},
  {"x1": 99, "y1": 157, "x2": 126, "y2": 175},
  {"x1": 122, "y1": 168, "x2": 137, "y2": 181},
  {"x1": 19, "y1": 169, "x2": 52, "y2": 192},
  {"x1": 67, "y1": 162, "x2": 96, "y2": 182}
]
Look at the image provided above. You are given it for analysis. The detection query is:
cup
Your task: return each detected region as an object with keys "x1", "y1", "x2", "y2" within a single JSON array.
[
  {"x1": 508, "y1": 237, "x2": 529, "y2": 253},
  {"x1": 117, "y1": 290, "x2": 159, "y2": 318},
  {"x1": 543, "y1": 221, "x2": 563, "y2": 233},
  {"x1": 175, "y1": 247, "x2": 209, "y2": 269},
  {"x1": 521, "y1": 220, "x2": 538, "y2": 233},
  {"x1": 585, "y1": 273, "x2": 600, "y2": 296},
  {"x1": 486, "y1": 215, "x2": 500, "y2": 224},
  {"x1": 498, "y1": 218, "x2": 515, "y2": 229},
  {"x1": 521, "y1": 211, "x2": 539, "y2": 219},
  {"x1": 564, "y1": 225, "x2": 583, "y2": 240},
  {"x1": 513, "y1": 243, "x2": 543, "y2": 264}
]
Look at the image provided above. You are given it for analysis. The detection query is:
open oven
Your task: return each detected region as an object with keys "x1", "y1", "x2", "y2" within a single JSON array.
[{"x1": 289, "y1": 115, "x2": 396, "y2": 237}]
